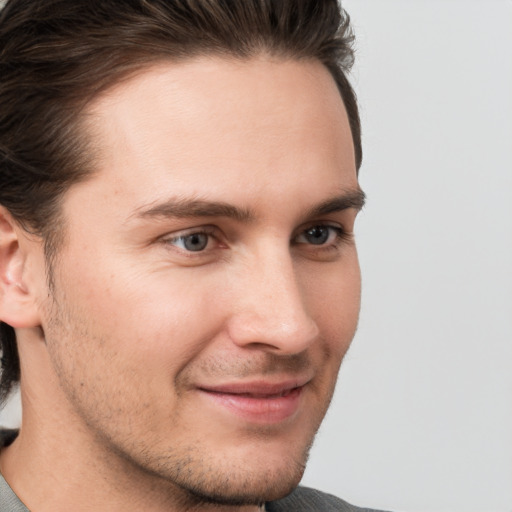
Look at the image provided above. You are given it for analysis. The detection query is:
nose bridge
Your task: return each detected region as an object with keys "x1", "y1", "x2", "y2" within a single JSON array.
[{"x1": 228, "y1": 242, "x2": 319, "y2": 353}]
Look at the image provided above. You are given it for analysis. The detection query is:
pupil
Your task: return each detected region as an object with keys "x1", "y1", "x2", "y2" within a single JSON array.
[
  {"x1": 307, "y1": 226, "x2": 329, "y2": 245},
  {"x1": 184, "y1": 233, "x2": 208, "y2": 251}
]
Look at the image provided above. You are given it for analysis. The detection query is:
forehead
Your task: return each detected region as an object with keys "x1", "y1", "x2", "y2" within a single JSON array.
[{"x1": 76, "y1": 56, "x2": 356, "y2": 216}]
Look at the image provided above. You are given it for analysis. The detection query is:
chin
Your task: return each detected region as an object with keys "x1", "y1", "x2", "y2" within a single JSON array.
[
  {"x1": 181, "y1": 465, "x2": 304, "y2": 507},
  {"x1": 159, "y1": 443, "x2": 309, "y2": 508}
]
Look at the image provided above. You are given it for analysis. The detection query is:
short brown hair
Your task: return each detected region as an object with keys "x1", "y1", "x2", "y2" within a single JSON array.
[{"x1": 0, "y1": 0, "x2": 361, "y2": 403}]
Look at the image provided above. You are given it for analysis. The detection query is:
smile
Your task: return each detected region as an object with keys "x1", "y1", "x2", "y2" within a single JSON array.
[{"x1": 197, "y1": 379, "x2": 309, "y2": 424}]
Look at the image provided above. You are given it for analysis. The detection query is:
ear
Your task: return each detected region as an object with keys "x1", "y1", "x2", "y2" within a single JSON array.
[{"x1": 0, "y1": 207, "x2": 42, "y2": 329}]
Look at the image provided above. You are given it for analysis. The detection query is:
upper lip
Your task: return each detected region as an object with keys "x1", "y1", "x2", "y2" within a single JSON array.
[{"x1": 198, "y1": 376, "x2": 312, "y2": 397}]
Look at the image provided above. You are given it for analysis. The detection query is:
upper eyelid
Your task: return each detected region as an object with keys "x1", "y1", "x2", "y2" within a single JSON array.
[
  {"x1": 162, "y1": 225, "x2": 218, "y2": 239},
  {"x1": 293, "y1": 220, "x2": 347, "y2": 236},
  {"x1": 159, "y1": 221, "x2": 351, "y2": 245},
  {"x1": 300, "y1": 208, "x2": 356, "y2": 226}
]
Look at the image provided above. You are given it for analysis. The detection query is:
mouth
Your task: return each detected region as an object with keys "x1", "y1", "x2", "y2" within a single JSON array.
[
  {"x1": 197, "y1": 379, "x2": 309, "y2": 424},
  {"x1": 219, "y1": 388, "x2": 297, "y2": 399}
]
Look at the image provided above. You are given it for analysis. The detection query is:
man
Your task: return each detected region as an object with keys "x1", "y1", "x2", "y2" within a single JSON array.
[{"x1": 0, "y1": 1, "x2": 384, "y2": 510}]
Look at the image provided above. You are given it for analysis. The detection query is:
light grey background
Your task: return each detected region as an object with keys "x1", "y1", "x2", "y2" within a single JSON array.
[
  {"x1": 1, "y1": 1, "x2": 511, "y2": 511},
  {"x1": 301, "y1": 1, "x2": 512, "y2": 512}
]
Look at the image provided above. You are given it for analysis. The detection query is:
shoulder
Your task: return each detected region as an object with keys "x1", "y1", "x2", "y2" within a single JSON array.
[
  {"x1": 0, "y1": 472, "x2": 30, "y2": 512},
  {"x1": 266, "y1": 486, "x2": 390, "y2": 512}
]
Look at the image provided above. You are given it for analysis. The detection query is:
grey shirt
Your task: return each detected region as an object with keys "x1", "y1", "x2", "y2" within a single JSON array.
[
  {"x1": 0, "y1": 477, "x2": 385, "y2": 512},
  {"x1": 0, "y1": 471, "x2": 29, "y2": 512}
]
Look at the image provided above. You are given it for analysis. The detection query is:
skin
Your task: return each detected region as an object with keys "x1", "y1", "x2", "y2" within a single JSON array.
[{"x1": 0, "y1": 56, "x2": 363, "y2": 511}]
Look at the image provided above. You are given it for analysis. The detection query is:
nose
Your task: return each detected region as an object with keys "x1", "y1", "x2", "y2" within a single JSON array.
[{"x1": 226, "y1": 248, "x2": 320, "y2": 355}]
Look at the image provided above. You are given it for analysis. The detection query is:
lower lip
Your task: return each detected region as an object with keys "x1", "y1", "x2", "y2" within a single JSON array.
[{"x1": 199, "y1": 387, "x2": 303, "y2": 424}]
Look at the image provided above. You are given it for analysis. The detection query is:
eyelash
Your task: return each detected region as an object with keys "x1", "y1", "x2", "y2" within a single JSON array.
[{"x1": 161, "y1": 224, "x2": 351, "y2": 256}]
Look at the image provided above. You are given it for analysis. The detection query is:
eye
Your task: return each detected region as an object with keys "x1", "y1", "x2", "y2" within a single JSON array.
[
  {"x1": 295, "y1": 225, "x2": 344, "y2": 246},
  {"x1": 164, "y1": 229, "x2": 215, "y2": 252}
]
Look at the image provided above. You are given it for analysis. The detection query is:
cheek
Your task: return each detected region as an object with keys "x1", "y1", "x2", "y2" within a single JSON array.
[
  {"x1": 302, "y1": 255, "x2": 361, "y2": 342},
  {"x1": 52, "y1": 257, "x2": 227, "y2": 376}
]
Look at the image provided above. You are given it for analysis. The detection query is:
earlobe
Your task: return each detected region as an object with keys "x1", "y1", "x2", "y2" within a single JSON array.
[{"x1": 0, "y1": 207, "x2": 42, "y2": 329}]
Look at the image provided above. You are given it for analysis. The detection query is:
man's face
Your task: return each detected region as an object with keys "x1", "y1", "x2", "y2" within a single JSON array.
[{"x1": 38, "y1": 57, "x2": 362, "y2": 504}]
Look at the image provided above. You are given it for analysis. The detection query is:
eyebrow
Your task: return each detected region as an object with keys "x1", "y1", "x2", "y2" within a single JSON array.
[
  {"x1": 133, "y1": 187, "x2": 365, "y2": 223},
  {"x1": 306, "y1": 188, "x2": 366, "y2": 218},
  {"x1": 135, "y1": 198, "x2": 253, "y2": 222}
]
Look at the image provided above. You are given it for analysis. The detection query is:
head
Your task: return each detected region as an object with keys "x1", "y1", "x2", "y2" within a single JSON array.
[
  {"x1": 0, "y1": 0, "x2": 361, "y2": 404},
  {"x1": 0, "y1": 0, "x2": 363, "y2": 506}
]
